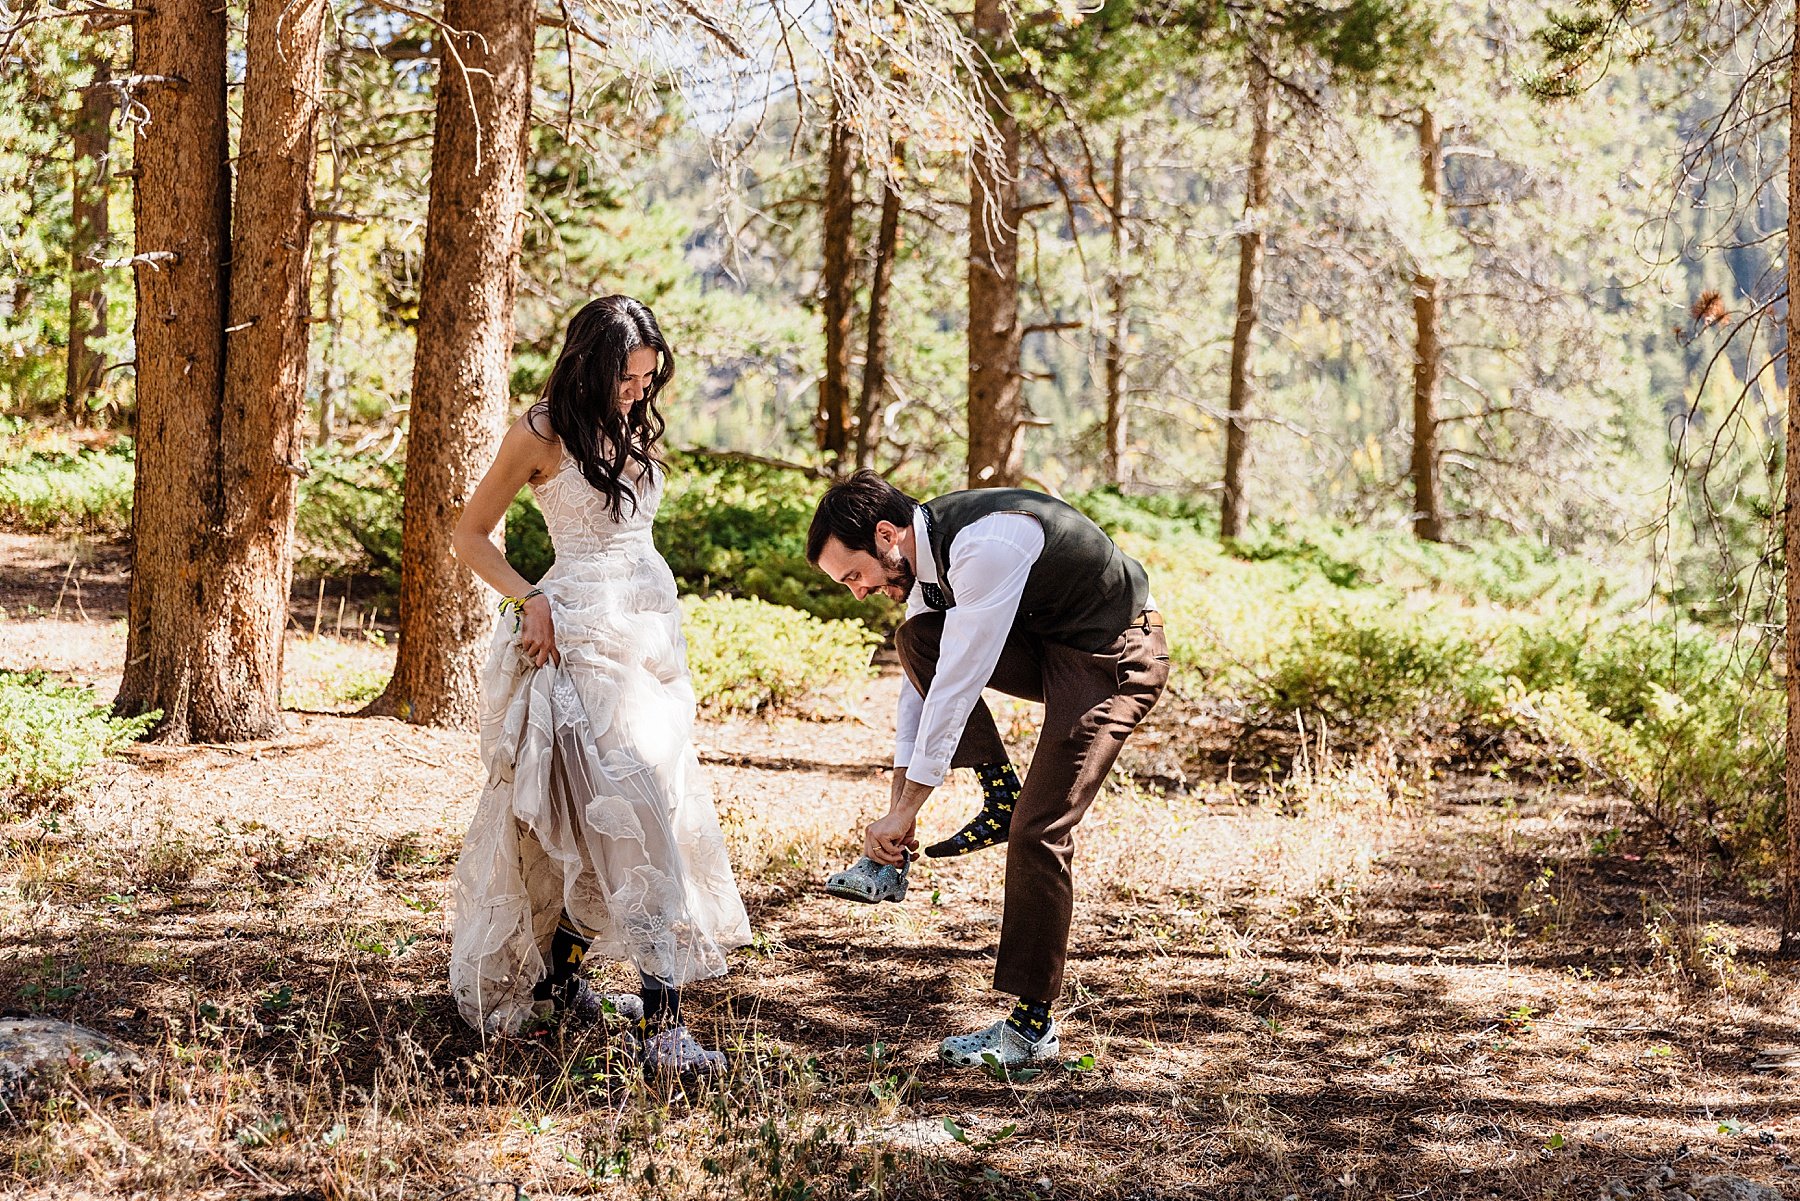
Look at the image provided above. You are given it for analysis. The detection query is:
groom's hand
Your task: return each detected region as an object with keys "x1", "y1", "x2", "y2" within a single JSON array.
[
  {"x1": 865, "y1": 811, "x2": 918, "y2": 865},
  {"x1": 866, "y1": 771, "x2": 932, "y2": 863}
]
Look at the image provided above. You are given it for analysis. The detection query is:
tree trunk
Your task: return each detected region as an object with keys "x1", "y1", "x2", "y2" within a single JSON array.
[
  {"x1": 115, "y1": 0, "x2": 235, "y2": 740},
  {"x1": 363, "y1": 0, "x2": 534, "y2": 729},
  {"x1": 207, "y1": 0, "x2": 327, "y2": 732},
  {"x1": 1411, "y1": 107, "x2": 1445, "y2": 543},
  {"x1": 965, "y1": 0, "x2": 1023, "y2": 489},
  {"x1": 65, "y1": 58, "x2": 114, "y2": 426},
  {"x1": 856, "y1": 143, "x2": 904, "y2": 472},
  {"x1": 1221, "y1": 55, "x2": 1273, "y2": 542},
  {"x1": 819, "y1": 100, "x2": 856, "y2": 468},
  {"x1": 1104, "y1": 134, "x2": 1131, "y2": 487},
  {"x1": 1781, "y1": 20, "x2": 1800, "y2": 957}
]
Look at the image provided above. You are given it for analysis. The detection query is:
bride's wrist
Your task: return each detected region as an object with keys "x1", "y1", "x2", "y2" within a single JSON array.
[{"x1": 498, "y1": 588, "x2": 545, "y2": 621}]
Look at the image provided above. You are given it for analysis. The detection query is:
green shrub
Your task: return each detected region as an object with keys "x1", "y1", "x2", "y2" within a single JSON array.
[
  {"x1": 1259, "y1": 603, "x2": 1497, "y2": 726},
  {"x1": 1226, "y1": 519, "x2": 1614, "y2": 608},
  {"x1": 0, "y1": 442, "x2": 134, "y2": 534},
  {"x1": 1067, "y1": 486, "x2": 1218, "y2": 546},
  {"x1": 507, "y1": 492, "x2": 554, "y2": 584},
  {"x1": 1523, "y1": 678, "x2": 1782, "y2": 873},
  {"x1": 657, "y1": 453, "x2": 898, "y2": 625},
  {"x1": 0, "y1": 671, "x2": 156, "y2": 806},
  {"x1": 1229, "y1": 523, "x2": 1371, "y2": 588},
  {"x1": 681, "y1": 595, "x2": 880, "y2": 714},
  {"x1": 1498, "y1": 618, "x2": 1730, "y2": 728},
  {"x1": 295, "y1": 451, "x2": 405, "y2": 584}
]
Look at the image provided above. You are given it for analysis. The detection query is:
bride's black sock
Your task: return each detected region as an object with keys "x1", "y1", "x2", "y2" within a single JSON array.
[
  {"x1": 639, "y1": 972, "x2": 681, "y2": 1028},
  {"x1": 924, "y1": 762, "x2": 1021, "y2": 858},
  {"x1": 533, "y1": 913, "x2": 591, "y2": 1003}
]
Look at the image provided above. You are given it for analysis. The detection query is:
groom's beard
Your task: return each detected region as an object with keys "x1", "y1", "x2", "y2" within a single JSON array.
[{"x1": 879, "y1": 544, "x2": 915, "y2": 598}]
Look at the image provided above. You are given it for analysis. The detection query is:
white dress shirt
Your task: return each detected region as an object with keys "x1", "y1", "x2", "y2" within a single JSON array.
[{"x1": 894, "y1": 508, "x2": 1045, "y2": 787}]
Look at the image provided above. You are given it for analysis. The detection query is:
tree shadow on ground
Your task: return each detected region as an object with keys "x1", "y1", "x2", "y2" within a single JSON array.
[{"x1": 2, "y1": 744, "x2": 1799, "y2": 1198}]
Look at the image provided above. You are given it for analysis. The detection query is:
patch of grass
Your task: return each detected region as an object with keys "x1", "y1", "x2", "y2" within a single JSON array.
[
  {"x1": 280, "y1": 632, "x2": 393, "y2": 713},
  {"x1": 0, "y1": 670, "x2": 154, "y2": 808},
  {"x1": 683, "y1": 595, "x2": 880, "y2": 715}
]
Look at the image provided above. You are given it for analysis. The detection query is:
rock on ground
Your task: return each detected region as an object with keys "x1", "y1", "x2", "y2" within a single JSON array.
[{"x1": 0, "y1": 1019, "x2": 143, "y2": 1110}]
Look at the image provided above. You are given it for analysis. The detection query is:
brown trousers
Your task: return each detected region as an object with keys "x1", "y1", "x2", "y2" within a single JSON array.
[{"x1": 893, "y1": 613, "x2": 1170, "y2": 1002}]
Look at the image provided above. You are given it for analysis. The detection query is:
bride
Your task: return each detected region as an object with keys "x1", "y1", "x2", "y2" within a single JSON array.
[{"x1": 446, "y1": 295, "x2": 750, "y2": 1073}]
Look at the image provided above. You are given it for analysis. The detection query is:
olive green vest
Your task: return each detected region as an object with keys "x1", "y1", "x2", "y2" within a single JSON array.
[{"x1": 921, "y1": 489, "x2": 1150, "y2": 652}]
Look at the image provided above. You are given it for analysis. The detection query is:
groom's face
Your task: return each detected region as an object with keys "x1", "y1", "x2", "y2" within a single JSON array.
[{"x1": 817, "y1": 523, "x2": 914, "y2": 603}]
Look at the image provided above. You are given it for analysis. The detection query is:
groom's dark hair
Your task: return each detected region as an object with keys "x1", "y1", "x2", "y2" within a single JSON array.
[{"x1": 807, "y1": 471, "x2": 918, "y2": 562}]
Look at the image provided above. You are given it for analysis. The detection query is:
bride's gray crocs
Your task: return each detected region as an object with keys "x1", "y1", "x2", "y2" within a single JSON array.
[{"x1": 824, "y1": 853, "x2": 910, "y2": 904}]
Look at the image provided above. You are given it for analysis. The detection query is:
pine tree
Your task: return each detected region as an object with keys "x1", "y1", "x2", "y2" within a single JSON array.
[{"x1": 362, "y1": 0, "x2": 536, "y2": 728}]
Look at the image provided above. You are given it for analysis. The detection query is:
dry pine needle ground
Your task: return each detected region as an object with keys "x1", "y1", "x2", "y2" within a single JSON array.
[{"x1": 2, "y1": 540, "x2": 1799, "y2": 1200}]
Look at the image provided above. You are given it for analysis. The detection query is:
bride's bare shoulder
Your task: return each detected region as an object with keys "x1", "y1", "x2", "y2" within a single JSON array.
[{"x1": 506, "y1": 409, "x2": 564, "y2": 483}]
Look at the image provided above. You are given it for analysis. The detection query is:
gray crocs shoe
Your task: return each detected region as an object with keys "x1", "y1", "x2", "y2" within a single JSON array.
[
  {"x1": 824, "y1": 853, "x2": 910, "y2": 904},
  {"x1": 939, "y1": 1019, "x2": 1059, "y2": 1069},
  {"x1": 643, "y1": 1025, "x2": 725, "y2": 1078},
  {"x1": 565, "y1": 978, "x2": 646, "y2": 1025},
  {"x1": 521, "y1": 978, "x2": 646, "y2": 1034}
]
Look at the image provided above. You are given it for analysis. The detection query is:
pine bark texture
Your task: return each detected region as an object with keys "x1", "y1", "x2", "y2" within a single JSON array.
[
  {"x1": 1411, "y1": 108, "x2": 1445, "y2": 543},
  {"x1": 66, "y1": 59, "x2": 113, "y2": 424},
  {"x1": 1781, "y1": 23, "x2": 1800, "y2": 956},
  {"x1": 819, "y1": 106, "x2": 856, "y2": 465},
  {"x1": 118, "y1": 0, "x2": 327, "y2": 742},
  {"x1": 116, "y1": 0, "x2": 236, "y2": 740},
  {"x1": 364, "y1": 0, "x2": 534, "y2": 728},
  {"x1": 1104, "y1": 135, "x2": 1130, "y2": 486},
  {"x1": 1222, "y1": 56, "x2": 1272, "y2": 541},
  {"x1": 965, "y1": 0, "x2": 1023, "y2": 489},
  {"x1": 856, "y1": 153, "x2": 903, "y2": 471},
  {"x1": 212, "y1": 0, "x2": 328, "y2": 732}
]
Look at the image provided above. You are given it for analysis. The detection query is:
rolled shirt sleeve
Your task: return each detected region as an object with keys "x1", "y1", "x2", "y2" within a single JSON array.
[{"x1": 901, "y1": 512, "x2": 1045, "y2": 787}]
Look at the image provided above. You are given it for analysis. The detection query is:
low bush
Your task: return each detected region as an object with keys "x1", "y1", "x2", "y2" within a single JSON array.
[
  {"x1": 658, "y1": 453, "x2": 898, "y2": 625},
  {"x1": 681, "y1": 595, "x2": 879, "y2": 714},
  {"x1": 295, "y1": 452, "x2": 405, "y2": 584},
  {"x1": 0, "y1": 670, "x2": 155, "y2": 807},
  {"x1": 1523, "y1": 676, "x2": 1783, "y2": 873},
  {"x1": 1096, "y1": 495, "x2": 1781, "y2": 881},
  {"x1": 0, "y1": 441, "x2": 134, "y2": 534},
  {"x1": 1260, "y1": 602, "x2": 1496, "y2": 726}
]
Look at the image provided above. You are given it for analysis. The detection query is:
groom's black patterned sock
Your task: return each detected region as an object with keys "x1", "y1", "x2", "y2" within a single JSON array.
[
  {"x1": 533, "y1": 913, "x2": 591, "y2": 1006},
  {"x1": 1005, "y1": 997, "x2": 1053, "y2": 1043},
  {"x1": 924, "y1": 762, "x2": 1021, "y2": 858}
]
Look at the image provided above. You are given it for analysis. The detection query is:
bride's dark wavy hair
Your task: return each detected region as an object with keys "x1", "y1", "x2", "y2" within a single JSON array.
[{"x1": 531, "y1": 295, "x2": 673, "y2": 520}]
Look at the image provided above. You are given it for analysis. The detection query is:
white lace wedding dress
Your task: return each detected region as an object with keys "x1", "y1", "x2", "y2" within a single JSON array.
[{"x1": 448, "y1": 448, "x2": 751, "y2": 1035}]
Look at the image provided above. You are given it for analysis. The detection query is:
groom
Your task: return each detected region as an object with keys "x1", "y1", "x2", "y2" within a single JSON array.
[{"x1": 807, "y1": 471, "x2": 1169, "y2": 1068}]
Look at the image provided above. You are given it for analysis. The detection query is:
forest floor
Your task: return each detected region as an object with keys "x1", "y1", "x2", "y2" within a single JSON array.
[{"x1": 4, "y1": 531, "x2": 1800, "y2": 1200}]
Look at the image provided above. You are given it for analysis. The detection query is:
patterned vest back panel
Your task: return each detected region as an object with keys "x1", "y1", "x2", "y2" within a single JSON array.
[{"x1": 922, "y1": 489, "x2": 1150, "y2": 653}]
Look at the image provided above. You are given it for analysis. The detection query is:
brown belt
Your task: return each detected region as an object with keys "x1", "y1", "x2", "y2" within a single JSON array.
[{"x1": 1131, "y1": 610, "x2": 1164, "y2": 630}]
